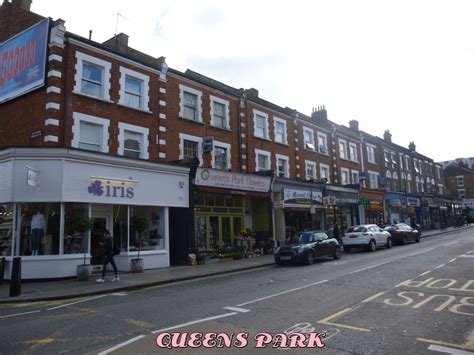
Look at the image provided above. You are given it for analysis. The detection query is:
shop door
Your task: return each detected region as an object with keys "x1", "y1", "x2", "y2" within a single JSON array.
[{"x1": 91, "y1": 205, "x2": 112, "y2": 265}]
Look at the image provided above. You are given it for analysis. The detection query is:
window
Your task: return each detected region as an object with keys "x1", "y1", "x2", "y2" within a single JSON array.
[
  {"x1": 341, "y1": 168, "x2": 350, "y2": 185},
  {"x1": 367, "y1": 144, "x2": 376, "y2": 164},
  {"x1": 320, "y1": 164, "x2": 330, "y2": 183},
  {"x1": 210, "y1": 95, "x2": 230, "y2": 129},
  {"x1": 276, "y1": 154, "x2": 289, "y2": 178},
  {"x1": 255, "y1": 149, "x2": 271, "y2": 171},
  {"x1": 305, "y1": 161, "x2": 317, "y2": 180},
  {"x1": 179, "y1": 133, "x2": 202, "y2": 163},
  {"x1": 405, "y1": 156, "x2": 411, "y2": 171},
  {"x1": 384, "y1": 151, "x2": 390, "y2": 168},
  {"x1": 399, "y1": 154, "x2": 404, "y2": 170},
  {"x1": 317, "y1": 132, "x2": 328, "y2": 154},
  {"x1": 339, "y1": 139, "x2": 348, "y2": 160},
  {"x1": 457, "y1": 176, "x2": 464, "y2": 187},
  {"x1": 119, "y1": 67, "x2": 150, "y2": 111},
  {"x1": 368, "y1": 171, "x2": 379, "y2": 189},
  {"x1": 118, "y1": 123, "x2": 149, "y2": 159},
  {"x1": 253, "y1": 110, "x2": 269, "y2": 139},
  {"x1": 391, "y1": 153, "x2": 397, "y2": 169},
  {"x1": 212, "y1": 141, "x2": 231, "y2": 170},
  {"x1": 74, "y1": 52, "x2": 111, "y2": 100},
  {"x1": 436, "y1": 166, "x2": 441, "y2": 179},
  {"x1": 351, "y1": 170, "x2": 359, "y2": 185},
  {"x1": 179, "y1": 85, "x2": 202, "y2": 122},
  {"x1": 72, "y1": 112, "x2": 110, "y2": 153},
  {"x1": 438, "y1": 185, "x2": 443, "y2": 195},
  {"x1": 303, "y1": 127, "x2": 315, "y2": 150},
  {"x1": 349, "y1": 143, "x2": 358, "y2": 162},
  {"x1": 274, "y1": 117, "x2": 287, "y2": 144},
  {"x1": 414, "y1": 159, "x2": 420, "y2": 173}
]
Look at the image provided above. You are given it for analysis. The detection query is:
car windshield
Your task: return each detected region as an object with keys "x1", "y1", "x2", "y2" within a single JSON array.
[
  {"x1": 348, "y1": 226, "x2": 367, "y2": 233},
  {"x1": 299, "y1": 233, "x2": 313, "y2": 243}
]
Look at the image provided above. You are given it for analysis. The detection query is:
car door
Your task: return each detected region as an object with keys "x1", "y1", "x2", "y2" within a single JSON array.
[
  {"x1": 370, "y1": 225, "x2": 384, "y2": 246},
  {"x1": 314, "y1": 232, "x2": 331, "y2": 257}
]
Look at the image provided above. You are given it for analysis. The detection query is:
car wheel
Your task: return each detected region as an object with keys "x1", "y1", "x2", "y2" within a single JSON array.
[
  {"x1": 366, "y1": 240, "x2": 376, "y2": 252},
  {"x1": 415, "y1": 235, "x2": 421, "y2": 243},
  {"x1": 306, "y1": 250, "x2": 315, "y2": 265},
  {"x1": 333, "y1": 247, "x2": 341, "y2": 259},
  {"x1": 343, "y1": 246, "x2": 351, "y2": 253},
  {"x1": 386, "y1": 237, "x2": 392, "y2": 249},
  {"x1": 401, "y1": 235, "x2": 407, "y2": 245}
]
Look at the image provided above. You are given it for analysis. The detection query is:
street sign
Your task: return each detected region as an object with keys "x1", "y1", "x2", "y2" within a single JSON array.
[
  {"x1": 202, "y1": 137, "x2": 213, "y2": 152},
  {"x1": 310, "y1": 206, "x2": 316, "y2": 214}
]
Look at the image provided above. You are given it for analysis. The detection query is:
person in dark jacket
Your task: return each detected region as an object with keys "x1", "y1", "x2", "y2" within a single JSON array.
[
  {"x1": 96, "y1": 229, "x2": 119, "y2": 283},
  {"x1": 332, "y1": 224, "x2": 341, "y2": 245}
]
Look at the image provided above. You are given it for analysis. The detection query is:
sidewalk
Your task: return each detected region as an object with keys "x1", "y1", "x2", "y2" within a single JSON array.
[{"x1": 0, "y1": 225, "x2": 472, "y2": 304}]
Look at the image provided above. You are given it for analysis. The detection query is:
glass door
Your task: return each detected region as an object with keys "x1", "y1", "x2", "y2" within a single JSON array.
[{"x1": 90, "y1": 217, "x2": 108, "y2": 265}]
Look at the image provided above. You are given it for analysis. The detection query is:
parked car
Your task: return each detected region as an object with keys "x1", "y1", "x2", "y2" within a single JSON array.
[
  {"x1": 384, "y1": 223, "x2": 421, "y2": 245},
  {"x1": 342, "y1": 224, "x2": 392, "y2": 253},
  {"x1": 274, "y1": 230, "x2": 341, "y2": 265}
]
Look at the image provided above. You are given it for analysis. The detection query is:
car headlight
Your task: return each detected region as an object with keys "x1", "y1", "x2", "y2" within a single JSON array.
[
  {"x1": 274, "y1": 247, "x2": 280, "y2": 254},
  {"x1": 297, "y1": 246, "x2": 305, "y2": 254}
]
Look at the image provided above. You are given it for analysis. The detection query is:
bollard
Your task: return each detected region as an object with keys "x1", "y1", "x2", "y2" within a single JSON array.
[
  {"x1": 9, "y1": 257, "x2": 21, "y2": 297},
  {"x1": 0, "y1": 257, "x2": 5, "y2": 285}
]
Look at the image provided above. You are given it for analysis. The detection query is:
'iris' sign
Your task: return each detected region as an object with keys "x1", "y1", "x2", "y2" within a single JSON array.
[{"x1": 88, "y1": 180, "x2": 134, "y2": 198}]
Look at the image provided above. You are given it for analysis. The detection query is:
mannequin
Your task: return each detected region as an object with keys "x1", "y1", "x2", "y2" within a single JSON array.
[{"x1": 31, "y1": 211, "x2": 45, "y2": 255}]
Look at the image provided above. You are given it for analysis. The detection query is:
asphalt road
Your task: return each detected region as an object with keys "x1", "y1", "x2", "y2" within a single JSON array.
[{"x1": 1, "y1": 228, "x2": 473, "y2": 355}]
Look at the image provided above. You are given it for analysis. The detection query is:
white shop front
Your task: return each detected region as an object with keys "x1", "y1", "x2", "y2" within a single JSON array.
[{"x1": 0, "y1": 148, "x2": 189, "y2": 279}]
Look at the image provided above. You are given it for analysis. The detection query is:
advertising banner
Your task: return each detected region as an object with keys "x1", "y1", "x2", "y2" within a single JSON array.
[
  {"x1": 195, "y1": 168, "x2": 271, "y2": 192},
  {"x1": 0, "y1": 19, "x2": 49, "y2": 104}
]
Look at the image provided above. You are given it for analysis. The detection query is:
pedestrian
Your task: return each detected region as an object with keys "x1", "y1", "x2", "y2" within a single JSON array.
[
  {"x1": 96, "y1": 229, "x2": 119, "y2": 283},
  {"x1": 332, "y1": 224, "x2": 341, "y2": 244}
]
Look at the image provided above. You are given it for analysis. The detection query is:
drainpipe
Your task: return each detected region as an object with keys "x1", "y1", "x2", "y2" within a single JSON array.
[
  {"x1": 237, "y1": 92, "x2": 244, "y2": 173},
  {"x1": 188, "y1": 157, "x2": 200, "y2": 255}
]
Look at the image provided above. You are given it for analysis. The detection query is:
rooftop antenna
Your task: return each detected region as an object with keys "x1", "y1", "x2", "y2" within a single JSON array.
[{"x1": 115, "y1": 12, "x2": 133, "y2": 36}]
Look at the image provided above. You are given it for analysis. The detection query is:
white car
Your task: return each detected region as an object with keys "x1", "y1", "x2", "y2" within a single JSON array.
[{"x1": 342, "y1": 224, "x2": 392, "y2": 252}]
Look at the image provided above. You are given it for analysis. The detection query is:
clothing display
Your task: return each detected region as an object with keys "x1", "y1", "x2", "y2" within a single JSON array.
[{"x1": 31, "y1": 212, "x2": 45, "y2": 255}]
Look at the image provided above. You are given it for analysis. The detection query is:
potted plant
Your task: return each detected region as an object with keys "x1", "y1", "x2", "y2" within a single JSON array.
[
  {"x1": 130, "y1": 215, "x2": 149, "y2": 273},
  {"x1": 73, "y1": 214, "x2": 93, "y2": 281}
]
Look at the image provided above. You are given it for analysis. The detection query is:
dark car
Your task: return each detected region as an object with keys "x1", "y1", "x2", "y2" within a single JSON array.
[
  {"x1": 383, "y1": 223, "x2": 421, "y2": 245},
  {"x1": 274, "y1": 230, "x2": 341, "y2": 265}
]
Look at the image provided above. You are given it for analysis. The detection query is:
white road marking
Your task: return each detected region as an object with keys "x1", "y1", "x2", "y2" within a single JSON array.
[
  {"x1": 223, "y1": 306, "x2": 250, "y2": 313},
  {"x1": 459, "y1": 255, "x2": 474, "y2": 258},
  {"x1": 435, "y1": 264, "x2": 446, "y2": 269},
  {"x1": 449, "y1": 259, "x2": 457, "y2": 263},
  {"x1": 98, "y1": 335, "x2": 146, "y2": 355},
  {"x1": 13, "y1": 302, "x2": 45, "y2": 308},
  {"x1": 467, "y1": 251, "x2": 473, "y2": 254},
  {"x1": 420, "y1": 271, "x2": 432, "y2": 276},
  {"x1": 410, "y1": 248, "x2": 436, "y2": 256},
  {"x1": 444, "y1": 241, "x2": 459, "y2": 246},
  {"x1": 349, "y1": 263, "x2": 386, "y2": 274},
  {"x1": 428, "y1": 344, "x2": 474, "y2": 354},
  {"x1": 236, "y1": 280, "x2": 328, "y2": 307},
  {"x1": 111, "y1": 292, "x2": 128, "y2": 296},
  {"x1": 47, "y1": 294, "x2": 107, "y2": 311},
  {"x1": 0, "y1": 310, "x2": 41, "y2": 319},
  {"x1": 151, "y1": 312, "x2": 238, "y2": 334}
]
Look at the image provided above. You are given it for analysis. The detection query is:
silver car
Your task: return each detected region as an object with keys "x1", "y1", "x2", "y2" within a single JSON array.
[{"x1": 342, "y1": 224, "x2": 392, "y2": 252}]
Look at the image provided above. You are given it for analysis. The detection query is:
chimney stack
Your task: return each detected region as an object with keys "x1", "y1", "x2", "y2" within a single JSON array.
[
  {"x1": 244, "y1": 88, "x2": 259, "y2": 99},
  {"x1": 349, "y1": 120, "x2": 359, "y2": 131},
  {"x1": 12, "y1": 0, "x2": 32, "y2": 11},
  {"x1": 409, "y1": 141, "x2": 416, "y2": 152},
  {"x1": 383, "y1": 130, "x2": 392, "y2": 143},
  {"x1": 311, "y1": 105, "x2": 327, "y2": 121}
]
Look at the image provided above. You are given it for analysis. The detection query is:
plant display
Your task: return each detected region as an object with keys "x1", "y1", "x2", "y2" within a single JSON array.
[{"x1": 130, "y1": 215, "x2": 149, "y2": 260}]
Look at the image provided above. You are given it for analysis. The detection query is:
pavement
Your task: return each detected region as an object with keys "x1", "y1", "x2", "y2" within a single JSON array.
[{"x1": 0, "y1": 224, "x2": 472, "y2": 304}]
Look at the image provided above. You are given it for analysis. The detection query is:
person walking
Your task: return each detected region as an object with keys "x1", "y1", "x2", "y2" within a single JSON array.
[
  {"x1": 96, "y1": 229, "x2": 119, "y2": 283},
  {"x1": 332, "y1": 224, "x2": 341, "y2": 243}
]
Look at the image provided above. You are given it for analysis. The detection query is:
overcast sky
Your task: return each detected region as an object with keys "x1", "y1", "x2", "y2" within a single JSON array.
[{"x1": 33, "y1": 0, "x2": 473, "y2": 162}]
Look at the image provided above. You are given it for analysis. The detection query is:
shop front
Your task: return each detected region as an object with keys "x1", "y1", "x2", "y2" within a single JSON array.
[
  {"x1": 193, "y1": 168, "x2": 272, "y2": 258},
  {"x1": 359, "y1": 188, "x2": 385, "y2": 225},
  {"x1": 272, "y1": 178, "x2": 324, "y2": 244},
  {"x1": 324, "y1": 185, "x2": 359, "y2": 234},
  {"x1": 0, "y1": 148, "x2": 189, "y2": 279},
  {"x1": 384, "y1": 192, "x2": 409, "y2": 225}
]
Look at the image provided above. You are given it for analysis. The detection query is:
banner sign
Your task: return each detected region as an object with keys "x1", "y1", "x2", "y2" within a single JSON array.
[
  {"x1": 195, "y1": 168, "x2": 271, "y2": 192},
  {"x1": 283, "y1": 189, "x2": 322, "y2": 205},
  {"x1": 0, "y1": 19, "x2": 49, "y2": 104}
]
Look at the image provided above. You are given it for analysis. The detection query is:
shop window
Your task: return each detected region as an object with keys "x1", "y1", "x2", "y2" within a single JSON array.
[
  {"x1": 130, "y1": 206, "x2": 165, "y2": 251},
  {"x1": 0, "y1": 204, "x2": 14, "y2": 256},
  {"x1": 63, "y1": 203, "x2": 89, "y2": 255},
  {"x1": 215, "y1": 195, "x2": 225, "y2": 206},
  {"x1": 18, "y1": 203, "x2": 61, "y2": 256},
  {"x1": 204, "y1": 193, "x2": 214, "y2": 206},
  {"x1": 113, "y1": 205, "x2": 128, "y2": 252}
]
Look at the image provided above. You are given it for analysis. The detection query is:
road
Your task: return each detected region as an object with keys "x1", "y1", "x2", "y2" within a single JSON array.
[{"x1": 0, "y1": 228, "x2": 473, "y2": 354}]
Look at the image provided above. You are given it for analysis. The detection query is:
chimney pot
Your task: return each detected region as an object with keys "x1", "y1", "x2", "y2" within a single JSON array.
[
  {"x1": 383, "y1": 130, "x2": 392, "y2": 142},
  {"x1": 349, "y1": 120, "x2": 359, "y2": 131}
]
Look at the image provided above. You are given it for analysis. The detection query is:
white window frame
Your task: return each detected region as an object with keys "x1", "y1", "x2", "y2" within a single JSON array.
[
  {"x1": 179, "y1": 133, "x2": 203, "y2": 164},
  {"x1": 368, "y1": 170, "x2": 379, "y2": 189},
  {"x1": 320, "y1": 164, "x2": 330, "y2": 183},
  {"x1": 435, "y1": 166, "x2": 441, "y2": 179},
  {"x1": 351, "y1": 170, "x2": 359, "y2": 185},
  {"x1": 340, "y1": 167, "x2": 350, "y2": 185},
  {"x1": 118, "y1": 122, "x2": 149, "y2": 159},
  {"x1": 118, "y1": 66, "x2": 150, "y2": 111},
  {"x1": 349, "y1": 142, "x2": 358, "y2": 162},
  {"x1": 273, "y1": 116, "x2": 288, "y2": 145},
  {"x1": 303, "y1": 126, "x2": 315, "y2": 151},
  {"x1": 73, "y1": 51, "x2": 111, "y2": 101},
  {"x1": 338, "y1": 139, "x2": 348, "y2": 160},
  {"x1": 210, "y1": 95, "x2": 230, "y2": 130},
  {"x1": 366, "y1": 144, "x2": 376, "y2": 164},
  {"x1": 179, "y1": 84, "x2": 203, "y2": 123},
  {"x1": 255, "y1": 149, "x2": 271, "y2": 171},
  {"x1": 399, "y1": 153, "x2": 404, "y2": 170},
  {"x1": 391, "y1": 152, "x2": 397, "y2": 169},
  {"x1": 253, "y1": 109, "x2": 269, "y2": 139},
  {"x1": 211, "y1": 141, "x2": 231, "y2": 170},
  {"x1": 405, "y1": 156, "x2": 411, "y2": 171},
  {"x1": 305, "y1": 160, "x2": 317, "y2": 180},
  {"x1": 276, "y1": 154, "x2": 290, "y2": 178},
  {"x1": 384, "y1": 150, "x2": 390, "y2": 168},
  {"x1": 72, "y1": 112, "x2": 110, "y2": 153},
  {"x1": 317, "y1": 132, "x2": 328, "y2": 154}
]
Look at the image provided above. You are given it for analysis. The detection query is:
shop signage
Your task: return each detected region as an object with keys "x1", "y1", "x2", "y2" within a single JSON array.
[
  {"x1": 195, "y1": 168, "x2": 271, "y2": 192},
  {"x1": 202, "y1": 137, "x2": 213, "y2": 152},
  {"x1": 0, "y1": 19, "x2": 49, "y2": 104},
  {"x1": 283, "y1": 189, "x2": 322, "y2": 205},
  {"x1": 407, "y1": 197, "x2": 420, "y2": 207},
  {"x1": 273, "y1": 200, "x2": 284, "y2": 209},
  {"x1": 26, "y1": 166, "x2": 39, "y2": 187},
  {"x1": 390, "y1": 199, "x2": 401, "y2": 207},
  {"x1": 30, "y1": 129, "x2": 42, "y2": 139},
  {"x1": 87, "y1": 179, "x2": 134, "y2": 198},
  {"x1": 323, "y1": 196, "x2": 336, "y2": 206}
]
